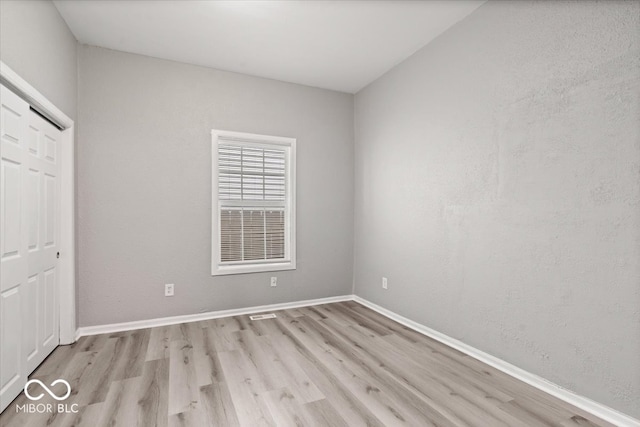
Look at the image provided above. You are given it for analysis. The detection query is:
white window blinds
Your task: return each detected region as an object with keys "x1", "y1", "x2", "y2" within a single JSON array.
[
  {"x1": 218, "y1": 145, "x2": 286, "y2": 201},
  {"x1": 218, "y1": 144, "x2": 287, "y2": 263},
  {"x1": 220, "y1": 208, "x2": 285, "y2": 262}
]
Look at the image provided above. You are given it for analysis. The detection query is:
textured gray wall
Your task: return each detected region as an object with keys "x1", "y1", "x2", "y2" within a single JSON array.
[
  {"x1": 0, "y1": 0, "x2": 77, "y2": 120},
  {"x1": 354, "y1": 0, "x2": 640, "y2": 418},
  {"x1": 77, "y1": 46, "x2": 354, "y2": 327}
]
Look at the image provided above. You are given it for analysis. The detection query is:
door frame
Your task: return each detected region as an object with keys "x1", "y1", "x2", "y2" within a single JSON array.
[{"x1": 1, "y1": 61, "x2": 76, "y2": 345}]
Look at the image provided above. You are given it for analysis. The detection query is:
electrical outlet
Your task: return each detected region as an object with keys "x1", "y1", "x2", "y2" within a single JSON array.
[
  {"x1": 270, "y1": 277, "x2": 277, "y2": 287},
  {"x1": 382, "y1": 277, "x2": 388, "y2": 290},
  {"x1": 165, "y1": 283, "x2": 174, "y2": 296}
]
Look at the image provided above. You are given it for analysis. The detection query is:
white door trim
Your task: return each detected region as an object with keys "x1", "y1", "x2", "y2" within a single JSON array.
[{"x1": 1, "y1": 61, "x2": 76, "y2": 345}]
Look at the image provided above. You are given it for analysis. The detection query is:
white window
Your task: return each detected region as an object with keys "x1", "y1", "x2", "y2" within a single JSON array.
[{"x1": 211, "y1": 130, "x2": 296, "y2": 275}]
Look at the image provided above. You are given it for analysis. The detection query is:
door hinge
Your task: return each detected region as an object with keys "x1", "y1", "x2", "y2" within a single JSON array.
[{"x1": 57, "y1": 252, "x2": 60, "y2": 259}]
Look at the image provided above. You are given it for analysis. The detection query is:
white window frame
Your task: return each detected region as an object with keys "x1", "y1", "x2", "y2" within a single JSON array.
[{"x1": 211, "y1": 129, "x2": 296, "y2": 276}]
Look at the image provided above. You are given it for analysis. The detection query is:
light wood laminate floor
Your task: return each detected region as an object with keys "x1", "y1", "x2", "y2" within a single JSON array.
[{"x1": 0, "y1": 301, "x2": 612, "y2": 426}]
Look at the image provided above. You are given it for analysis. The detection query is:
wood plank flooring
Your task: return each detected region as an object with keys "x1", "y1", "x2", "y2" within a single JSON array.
[{"x1": 0, "y1": 301, "x2": 613, "y2": 426}]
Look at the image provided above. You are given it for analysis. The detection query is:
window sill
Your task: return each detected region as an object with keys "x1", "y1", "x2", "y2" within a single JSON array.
[{"x1": 211, "y1": 261, "x2": 296, "y2": 276}]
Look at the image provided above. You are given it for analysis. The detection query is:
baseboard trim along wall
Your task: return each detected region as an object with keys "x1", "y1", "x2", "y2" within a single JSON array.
[
  {"x1": 352, "y1": 296, "x2": 640, "y2": 427},
  {"x1": 74, "y1": 294, "x2": 639, "y2": 426},
  {"x1": 75, "y1": 295, "x2": 353, "y2": 340}
]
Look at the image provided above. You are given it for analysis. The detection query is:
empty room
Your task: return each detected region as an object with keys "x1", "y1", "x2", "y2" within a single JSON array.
[{"x1": 1, "y1": 0, "x2": 638, "y2": 426}]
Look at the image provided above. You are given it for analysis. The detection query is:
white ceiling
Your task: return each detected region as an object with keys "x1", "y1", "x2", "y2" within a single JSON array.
[{"x1": 54, "y1": 0, "x2": 485, "y2": 93}]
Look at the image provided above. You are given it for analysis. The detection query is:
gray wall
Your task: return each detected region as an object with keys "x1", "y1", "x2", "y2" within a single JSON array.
[
  {"x1": 0, "y1": 0, "x2": 77, "y2": 120},
  {"x1": 77, "y1": 45, "x2": 354, "y2": 327},
  {"x1": 354, "y1": 0, "x2": 640, "y2": 418}
]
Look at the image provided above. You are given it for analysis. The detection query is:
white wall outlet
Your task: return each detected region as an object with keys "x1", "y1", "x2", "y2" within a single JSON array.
[
  {"x1": 165, "y1": 283, "x2": 174, "y2": 296},
  {"x1": 270, "y1": 277, "x2": 277, "y2": 287},
  {"x1": 382, "y1": 277, "x2": 388, "y2": 290}
]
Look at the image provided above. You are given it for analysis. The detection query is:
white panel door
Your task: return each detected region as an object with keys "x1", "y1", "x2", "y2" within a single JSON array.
[
  {"x1": 0, "y1": 84, "x2": 61, "y2": 413},
  {"x1": 1, "y1": 85, "x2": 30, "y2": 413},
  {"x1": 25, "y1": 109, "x2": 61, "y2": 372}
]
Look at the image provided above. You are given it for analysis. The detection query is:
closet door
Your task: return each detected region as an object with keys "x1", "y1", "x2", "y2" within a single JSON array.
[
  {"x1": 0, "y1": 84, "x2": 61, "y2": 413},
  {"x1": 25, "y1": 108, "x2": 61, "y2": 373}
]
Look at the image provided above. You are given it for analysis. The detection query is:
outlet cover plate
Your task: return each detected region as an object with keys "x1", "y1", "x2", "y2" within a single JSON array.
[{"x1": 165, "y1": 283, "x2": 175, "y2": 296}]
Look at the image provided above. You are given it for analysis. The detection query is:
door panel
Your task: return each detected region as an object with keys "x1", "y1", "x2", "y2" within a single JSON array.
[
  {"x1": 27, "y1": 169, "x2": 39, "y2": 250},
  {"x1": 26, "y1": 112, "x2": 60, "y2": 373},
  {"x1": 1, "y1": 159, "x2": 22, "y2": 257},
  {"x1": 42, "y1": 268, "x2": 56, "y2": 347},
  {"x1": 0, "y1": 286, "x2": 22, "y2": 393},
  {"x1": 0, "y1": 85, "x2": 29, "y2": 413},
  {"x1": 0, "y1": 84, "x2": 61, "y2": 413},
  {"x1": 24, "y1": 274, "x2": 39, "y2": 363},
  {"x1": 44, "y1": 173, "x2": 56, "y2": 247}
]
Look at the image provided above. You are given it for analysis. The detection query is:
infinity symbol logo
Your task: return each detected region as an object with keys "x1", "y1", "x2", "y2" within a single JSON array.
[{"x1": 24, "y1": 379, "x2": 71, "y2": 401}]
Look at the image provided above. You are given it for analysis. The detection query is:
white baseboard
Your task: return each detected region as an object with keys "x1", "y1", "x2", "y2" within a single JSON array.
[
  {"x1": 352, "y1": 296, "x2": 640, "y2": 427},
  {"x1": 75, "y1": 294, "x2": 353, "y2": 339}
]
